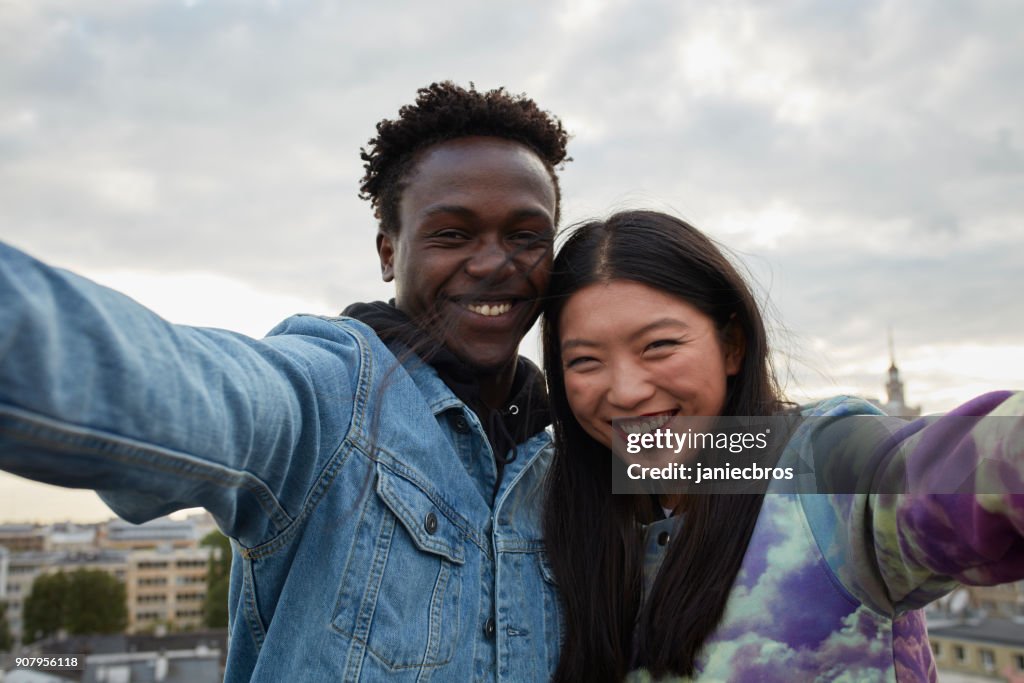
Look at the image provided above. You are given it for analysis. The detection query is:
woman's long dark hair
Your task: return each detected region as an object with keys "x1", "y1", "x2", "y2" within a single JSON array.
[{"x1": 542, "y1": 211, "x2": 784, "y2": 681}]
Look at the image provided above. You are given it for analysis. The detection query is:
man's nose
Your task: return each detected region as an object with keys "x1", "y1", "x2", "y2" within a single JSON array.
[{"x1": 465, "y1": 240, "x2": 516, "y2": 281}]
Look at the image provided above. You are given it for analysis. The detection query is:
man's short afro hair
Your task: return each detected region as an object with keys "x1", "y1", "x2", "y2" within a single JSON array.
[{"x1": 360, "y1": 81, "x2": 571, "y2": 234}]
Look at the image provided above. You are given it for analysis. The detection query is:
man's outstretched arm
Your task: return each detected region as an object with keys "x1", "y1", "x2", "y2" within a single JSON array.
[{"x1": 0, "y1": 242, "x2": 357, "y2": 547}]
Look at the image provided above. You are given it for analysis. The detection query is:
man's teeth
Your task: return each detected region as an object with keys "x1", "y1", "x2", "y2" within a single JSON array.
[{"x1": 465, "y1": 302, "x2": 513, "y2": 316}]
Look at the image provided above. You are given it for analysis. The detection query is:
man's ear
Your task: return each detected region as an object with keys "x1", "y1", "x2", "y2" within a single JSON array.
[
  {"x1": 723, "y1": 318, "x2": 746, "y2": 377},
  {"x1": 376, "y1": 231, "x2": 395, "y2": 282}
]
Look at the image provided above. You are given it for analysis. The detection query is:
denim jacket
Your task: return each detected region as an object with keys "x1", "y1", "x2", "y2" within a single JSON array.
[{"x1": 0, "y1": 243, "x2": 562, "y2": 682}]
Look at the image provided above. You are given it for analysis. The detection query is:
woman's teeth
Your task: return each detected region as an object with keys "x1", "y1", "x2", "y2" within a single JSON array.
[{"x1": 620, "y1": 417, "x2": 667, "y2": 435}]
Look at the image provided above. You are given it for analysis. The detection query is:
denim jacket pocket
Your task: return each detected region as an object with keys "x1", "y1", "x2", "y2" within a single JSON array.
[
  {"x1": 538, "y1": 552, "x2": 564, "y2": 672},
  {"x1": 538, "y1": 552, "x2": 557, "y2": 586},
  {"x1": 331, "y1": 463, "x2": 465, "y2": 672}
]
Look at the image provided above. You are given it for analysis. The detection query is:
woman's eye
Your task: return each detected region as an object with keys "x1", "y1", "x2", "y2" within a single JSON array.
[
  {"x1": 565, "y1": 356, "x2": 598, "y2": 370},
  {"x1": 645, "y1": 339, "x2": 682, "y2": 353}
]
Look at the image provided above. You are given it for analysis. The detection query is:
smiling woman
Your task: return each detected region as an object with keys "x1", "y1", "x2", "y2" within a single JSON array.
[
  {"x1": 559, "y1": 280, "x2": 744, "y2": 446},
  {"x1": 541, "y1": 210, "x2": 1024, "y2": 683}
]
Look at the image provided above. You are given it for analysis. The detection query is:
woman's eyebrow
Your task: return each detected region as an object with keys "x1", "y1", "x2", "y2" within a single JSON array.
[
  {"x1": 561, "y1": 338, "x2": 598, "y2": 352},
  {"x1": 560, "y1": 318, "x2": 689, "y2": 352},
  {"x1": 633, "y1": 318, "x2": 689, "y2": 337}
]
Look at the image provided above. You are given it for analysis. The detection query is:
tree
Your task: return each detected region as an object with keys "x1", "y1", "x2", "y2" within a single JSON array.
[
  {"x1": 0, "y1": 601, "x2": 13, "y2": 652},
  {"x1": 23, "y1": 571, "x2": 69, "y2": 643},
  {"x1": 23, "y1": 569, "x2": 126, "y2": 643},
  {"x1": 64, "y1": 569, "x2": 127, "y2": 635},
  {"x1": 201, "y1": 530, "x2": 232, "y2": 628}
]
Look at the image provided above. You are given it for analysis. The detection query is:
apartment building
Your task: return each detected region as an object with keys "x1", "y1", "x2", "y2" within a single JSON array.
[
  {"x1": 0, "y1": 523, "x2": 48, "y2": 553},
  {"x1": 2, "y1": 515, "x2": 217, "y2": 643},
  {"x1": 966, "y1": 581, "x2": 1024, "y2": 619},
  {"x1": 0, "y1": 522, "x2": 101, "y2": 554},
  {"x1": 101, "y1": 517, "x2": 199, "y2": 551},
  {"x1": 0, "y1": 545, "x2": 8, "y2": 602},
  {"x1": 48, "y1": 522, "x2": 99, "y2": 553},
  {"x1": 3, "y1": 550, "x2": 128, "y2": 644},
  {"x1": 126, "y1": 546, "x2": 212, "y2": 634},
  {"x1": 930, "y1": 616, "x2": 1024, "y2": 680}
]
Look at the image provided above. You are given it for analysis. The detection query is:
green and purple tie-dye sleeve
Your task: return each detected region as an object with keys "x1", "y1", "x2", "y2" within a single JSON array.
[{"x1": 801, "y1": 391, "x2": 1024, "y2": 616}]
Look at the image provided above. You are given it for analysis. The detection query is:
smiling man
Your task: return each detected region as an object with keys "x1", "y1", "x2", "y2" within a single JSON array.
[
  {"x1": 0, "y1": 82, "x2": 569, "y2": 682},
  {"x1": 380, "y1": 138, "x2": 554, "y2": 379}
]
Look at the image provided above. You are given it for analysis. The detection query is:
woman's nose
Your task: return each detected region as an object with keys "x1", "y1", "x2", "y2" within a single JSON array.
[{"x1": 606, "y1": 363, "x2": 655, "y2": 411}]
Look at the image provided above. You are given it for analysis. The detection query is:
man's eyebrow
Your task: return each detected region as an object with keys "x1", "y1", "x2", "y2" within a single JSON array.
[
  {"x1": 506, "y1": 207, "x2": 554, "y2": 222},
  {"x1": 421, "y1": 205, "x2": 474, "y2": 219},
  {"x1": 420, "y1": 205, "x2": 553, "y2": 222},
  {"x1": 560, "y1": 318, "x2": 689, "y2": 352}
]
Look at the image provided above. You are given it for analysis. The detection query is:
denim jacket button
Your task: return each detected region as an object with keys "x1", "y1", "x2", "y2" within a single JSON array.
[
  {"x1": 424, "y1": 511, "x2": 438, "y2": 534},
  {"x1": 453, "y1": 415, "x2": 470, "y2": 433},
  {"x1": 484, "y1": 617, "x2": 496, "y2": 638},
  {"x1": 657, "y1": 531, "x2": 670, "y2": 546}
]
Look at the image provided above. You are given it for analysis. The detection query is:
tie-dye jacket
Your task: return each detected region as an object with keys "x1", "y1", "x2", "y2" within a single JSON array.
[{"x1": 630, "y1": 391, "x2": 1024, "y2": 682}]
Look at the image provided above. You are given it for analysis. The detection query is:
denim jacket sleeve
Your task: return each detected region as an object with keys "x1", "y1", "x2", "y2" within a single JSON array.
[{"x1": 0, "y1": 242, "x2": 357, "y2": 548}]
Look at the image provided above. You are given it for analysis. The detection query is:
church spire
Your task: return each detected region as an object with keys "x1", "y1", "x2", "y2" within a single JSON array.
[
  {"x1": 869, "y1": 330, "x2": 921, "y2": 417},
  {"x1": 886, "y1": 329, "x2": 905, "y2": 406},
  {"x1": 888, "y1": 327, "x2": 897, "y2": 372}
]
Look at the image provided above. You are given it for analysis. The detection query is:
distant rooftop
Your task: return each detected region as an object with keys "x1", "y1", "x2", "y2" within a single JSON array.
[
  {"x1": 106, "y1": 517, "x2": 197, "y2": 542},
  {"x1": 928, "y1": 616, "x2": 1024, "y2": 647}
]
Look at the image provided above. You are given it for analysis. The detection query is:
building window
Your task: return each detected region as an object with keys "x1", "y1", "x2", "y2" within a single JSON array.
[
  {"x1": 980, "y1": 649, "x2": 995, "y2": 672},
  {"x1": 1015, "y1": 653, "x2": 1024, "y2": 672},
  {"x1": 139, "y1": 577, "x2": 168, "y2": 586},
  {"x1": 931, "y1": 641, "x2": 941, "y2": 658},
  {"x1": 137, "y1": 561, "x2": 169, "y2": 570},
  {"x1": 954, "y1": 645, "x2": 966, "y2": 663},
  {"x1": 137, "y1": 594, "x2": 167, "y2": 604},
  {"x1": 175, "y1": 575, "x2": 205, "y2": 585},
  {"x1": 175, "y1": 560, "x2": 207, "y2": 569}
]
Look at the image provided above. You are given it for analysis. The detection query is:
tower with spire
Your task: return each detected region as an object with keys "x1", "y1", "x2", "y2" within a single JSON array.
[{"x1": 877, "y1": 329, "x2": 921, "y2": 417}]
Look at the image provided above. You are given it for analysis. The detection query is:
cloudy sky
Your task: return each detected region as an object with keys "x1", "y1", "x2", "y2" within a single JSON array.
[{"x1": 1, "y1": 0, "x2": 1022, "y2": 522}]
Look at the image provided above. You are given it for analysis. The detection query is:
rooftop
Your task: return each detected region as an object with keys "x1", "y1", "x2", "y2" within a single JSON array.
[{"x1": 928, "y1": 616, "x2": 1024, "y2": 647}]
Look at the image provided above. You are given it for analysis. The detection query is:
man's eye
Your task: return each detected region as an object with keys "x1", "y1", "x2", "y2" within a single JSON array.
[
  {"x1": 510, "y1": 231, "x2": 541, "y2": 242},
  {"x1": 435, "y1": 229, "x2": 469, "y2": 240},
  {"x1": 509, "y1": 228, "x2": 553, "y2": 246}
]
